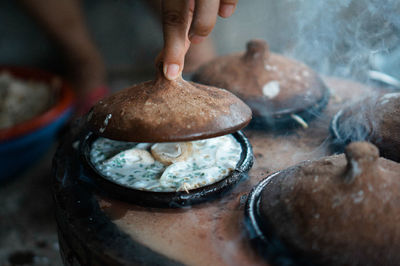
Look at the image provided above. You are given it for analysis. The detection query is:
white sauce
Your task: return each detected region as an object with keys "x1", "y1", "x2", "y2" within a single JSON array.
[
  {"x1": 262, "y1": 81, "x2": 280, "y2": 99},
  {"x1": 90, "y1": 135, "x2": 242, "y2": 192}
]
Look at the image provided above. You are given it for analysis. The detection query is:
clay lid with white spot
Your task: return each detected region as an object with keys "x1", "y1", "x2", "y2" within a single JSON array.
[
  {"x1": 192, "y1": 40, "x2": 329, "y2": 123},
  {"x1": 256, "y1": 142, "x2": 400, "y2": 265},
  {"x1": 86, "y1": 64, "x2": 252, "y2": 142}
]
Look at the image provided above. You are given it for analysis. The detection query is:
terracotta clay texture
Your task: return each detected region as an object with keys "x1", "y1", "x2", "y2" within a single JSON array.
[
  {"x1": 332, "y1": 92, "x2": 400, "y2": 162},
  {"x1": 87, "y1": 67, "x2": 252, "y2": 142},
  {"x1": 192, "y1": 40, "x2": 328, "y2": 123},
  {"x1": 258, "y1": 142, "x2": 400, "y2": 265}
]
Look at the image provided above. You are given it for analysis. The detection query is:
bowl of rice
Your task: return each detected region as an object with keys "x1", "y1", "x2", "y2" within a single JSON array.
[{"x1": 0, "y1": 66, "x2": 75, "y2": 181}]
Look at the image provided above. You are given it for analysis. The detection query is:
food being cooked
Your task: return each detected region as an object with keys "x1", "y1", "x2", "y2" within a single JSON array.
[
  {"x1": 0, "y1": 72, "x2": 52, "y2": 129},
  {"x1": 150, "y1": 142, "x2": 193, "y2": 165},
  {"x1": 90, "y1": 135, "x2": 242, "y2": 192}
]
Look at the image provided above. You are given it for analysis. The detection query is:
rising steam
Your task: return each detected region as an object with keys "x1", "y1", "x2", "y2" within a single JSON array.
[{"x1": 285, "y1": 0, "x2": 400, "y2": 80}]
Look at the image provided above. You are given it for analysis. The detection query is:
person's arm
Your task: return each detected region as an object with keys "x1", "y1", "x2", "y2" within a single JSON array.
[
  {"x1": 17, "y1": 0, "x2": 94, "y2": 56},
  {"x1": 17, "y1": 0, "x2": 107, "y2": 113},
  {"x1": 161, "y1": 0, "x2": 238, "y2": 80}
]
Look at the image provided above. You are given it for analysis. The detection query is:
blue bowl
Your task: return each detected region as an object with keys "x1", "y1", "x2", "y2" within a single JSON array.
[{"x1": 0, "y1": 67, "x2": 75, "y2": 181}]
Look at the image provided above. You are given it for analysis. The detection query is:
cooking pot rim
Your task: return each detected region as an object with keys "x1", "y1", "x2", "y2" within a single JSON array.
[{"x1": 79, "y1": 130, "x2": 254, "y2": 208}]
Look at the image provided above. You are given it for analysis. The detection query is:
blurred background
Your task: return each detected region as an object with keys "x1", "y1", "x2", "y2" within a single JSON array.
[
  {"x1": 1, "y1": 0, "x2": 400, "y2": 265},
  {"x1": 2, "y1": 0, "x2": 400, "y2": 84}
]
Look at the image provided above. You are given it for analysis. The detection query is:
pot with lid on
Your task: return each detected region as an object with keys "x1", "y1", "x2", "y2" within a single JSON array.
[
  {"x1": 193, "y1": 39, "x2": 330, "y2": 130},
  {"x1": 331, "y1": 92, "x2": 400, "y2": 162},
  {"x1": 78, "y1": 63, "x2": 254, "y2": 208},
  {"x1": 245, "y1": 141, "x2": 400, "y2": 265}
]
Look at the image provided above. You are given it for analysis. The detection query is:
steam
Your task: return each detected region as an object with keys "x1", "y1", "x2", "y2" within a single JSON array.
[{"x1": 285, "y1": 0, "x2": 400, "y2": 80}]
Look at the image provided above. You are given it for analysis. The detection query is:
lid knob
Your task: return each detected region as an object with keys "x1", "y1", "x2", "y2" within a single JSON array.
[
  {"x1": 344, "y1": 142, "x2": 379, "y2": 183},
  {"x1": 243, "y1": 39, "x2": 270, "y2": 65}
]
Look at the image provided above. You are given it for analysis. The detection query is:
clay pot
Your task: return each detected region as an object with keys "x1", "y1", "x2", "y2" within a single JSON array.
[
  {"x1": 246, "y1": 142, "x2": 400, "y2": 265},
  {"x1": 331, "y1": 92, "x2": 400, "y2": 162},
  {"x1": 79, "y1": 130, "x2": 253, "y2": 208},
  {"x1": 192, "y1": 40, "x2": 329, "y2": 129},
  {"x1": 52, "y1": 77, "x2": 378, "y2": 265},
  {"x1": 87, "y1": 64, "x2": 252, "y2": 142}
]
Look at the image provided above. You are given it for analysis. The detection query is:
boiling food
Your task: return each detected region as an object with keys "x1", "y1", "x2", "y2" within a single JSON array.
[{"x1": 90, "y1": 135, "x2": 242, "y2": 192}]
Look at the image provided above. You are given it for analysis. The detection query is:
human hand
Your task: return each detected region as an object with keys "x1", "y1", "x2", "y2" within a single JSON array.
[{"x1": 161, "y1": 0, "x2": 238, "y2": 80}]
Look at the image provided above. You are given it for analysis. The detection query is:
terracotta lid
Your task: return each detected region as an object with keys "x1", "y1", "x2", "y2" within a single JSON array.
[
  {"x1": 192, "y1": 40, "x2": 329, "y2": 126},
  {"x1": 87, "y1": 65, "x2": 252, "y2": 142},
  {"x1": 332, "y1": 92, "x2": 400, "y2": 162},
  {"x1": 255, "y1": 142, "x2": 400, "y2": 265}
]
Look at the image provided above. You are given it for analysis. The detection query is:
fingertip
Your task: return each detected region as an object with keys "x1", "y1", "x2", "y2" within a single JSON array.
[
  {"x1": 163, "y1": 63, "x2": 181, "y2": 80},
  {"x1": 219, "y1": 4, "x2": 235, "y2": 18}
]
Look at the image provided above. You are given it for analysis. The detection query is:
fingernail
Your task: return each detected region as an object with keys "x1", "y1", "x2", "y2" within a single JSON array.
[
  {"x1": 220, "y1": 4, "x2": 234, "y2": 18},
  {"x1": 164, "y1": 64, "x2": 180, "y2": 80},
  {"x1": 190, "y1": 35, "x2": 206, "y2": 44}
]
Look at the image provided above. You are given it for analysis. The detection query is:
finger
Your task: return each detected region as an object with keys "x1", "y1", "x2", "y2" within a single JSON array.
[
  {"x1": 161, "y1": 0, "x2": 194, "y2": 80},
  {"x1": 189, "y1": 0, "x2": 219, "y2": 44},
  {"x1": 218, "y1": 0, "x2": 238, "y2": 18}
]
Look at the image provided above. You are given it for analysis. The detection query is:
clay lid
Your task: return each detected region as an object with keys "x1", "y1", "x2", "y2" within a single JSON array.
[
  {"x1": 192, "y1": 40, "x2": 328, "y2": 120},
  {"x1": 332, "y1": 92, "x2": 400, "y2": 162},
  {"x1": 257, "y1": 142, "x2": 400, "y2": 265},
  {"x1": 86, "y1": 65, "x2": 252, "y2": 142}
]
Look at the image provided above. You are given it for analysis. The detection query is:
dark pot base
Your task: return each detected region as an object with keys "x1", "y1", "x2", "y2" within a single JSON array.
[
  {"x1": 330, "y1": 109, "x2": 349, "y2": 152},
  {"x1": 244, "y1": 172, "x2": 314, "y2": 266},
  {"x1": 248, "y1": 85, "x2": 330, "y2": 132},
  {"x1": 53, "y1": 127, "x2": 182, "y2": 266}
]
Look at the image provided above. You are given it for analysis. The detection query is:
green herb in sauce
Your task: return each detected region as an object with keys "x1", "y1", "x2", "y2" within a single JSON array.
[{"x1": 90, "y1": 135, "x2": 241, "y2": 192}]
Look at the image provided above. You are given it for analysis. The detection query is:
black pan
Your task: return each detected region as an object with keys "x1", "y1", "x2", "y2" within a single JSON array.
[{"x1": 79, "y1": 130, "x2": 253, "y2": 208}]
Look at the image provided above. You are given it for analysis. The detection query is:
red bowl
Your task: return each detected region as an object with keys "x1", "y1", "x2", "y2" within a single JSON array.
[{"x1": 0, "y1": 66, "x2": 75, "y2": 141}]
